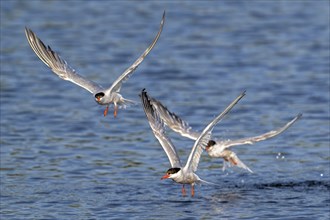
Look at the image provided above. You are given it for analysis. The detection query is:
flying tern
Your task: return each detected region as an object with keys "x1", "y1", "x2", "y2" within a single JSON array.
[
  {"x1": 150, "y1": 94, "x2": 302, "y2": 173},
  {"x1": 141, "y1": 89, "x2": 245, "y2": 196},
  {"x1": 25, "y1": 11, "x2": 165, "y2": 118}
]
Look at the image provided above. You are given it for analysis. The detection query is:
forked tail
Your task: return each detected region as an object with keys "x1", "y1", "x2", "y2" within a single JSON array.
[
  {"x1": 198, "y1": 178, "x2": 220, "y2": 186},
  {"x1": 120, "y1": 98, "x2": 137, "y2": 108}
]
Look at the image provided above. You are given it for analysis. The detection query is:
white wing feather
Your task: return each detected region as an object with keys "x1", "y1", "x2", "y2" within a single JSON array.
[
  {"x1": 106, "y1": 11, "x2": 166, "y2": 95},
  {"x1": 184, "y1": 91, "x2": 246, "y2": 172},
  {"x1": 219, "y1": 113, "x2": 302, "y2": 149},
  {"x1": 25, "y1": 28, "x2": 103, "y2": 94},
  {"x1": 141, "y1": 89, "x2": 182, "y2": 168},
  {"x1": 150, "y1": 97, "x2": 200, "y2": 140}
]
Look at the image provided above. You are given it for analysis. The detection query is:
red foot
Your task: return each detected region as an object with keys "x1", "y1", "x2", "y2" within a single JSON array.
[
  {"x1": 181, "y1": 185, "x2": 186, "y2": 196},
  {"x1": 114, "y1": 105, "x2": 118, "y2": 118},
  {"x1": 103, "y1": 106, "x2": 109, "y2": 117},
  {"x1": 229, "y1": 158, "x2": 238, "y2": 166}
]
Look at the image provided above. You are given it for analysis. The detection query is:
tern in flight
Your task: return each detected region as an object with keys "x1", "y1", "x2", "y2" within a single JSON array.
[
  {"x1": 149, "y1": 95, "x2": 302, "y2": 173},
  {"x1": 25, "y1": 11, "x2": 165, "y2": 118},
  {"x1": 141, "y1": 89, "x2": 245, "y2": 196}
]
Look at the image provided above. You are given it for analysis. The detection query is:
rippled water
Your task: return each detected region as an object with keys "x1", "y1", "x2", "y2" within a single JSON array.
[{"x1": 1, "y1": 1, "x2": 329, "y2": 219}]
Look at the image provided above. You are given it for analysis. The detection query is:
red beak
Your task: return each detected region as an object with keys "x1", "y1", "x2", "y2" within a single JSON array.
[{"x1": 161, "y1": 174, "x2": 170, "y2": 180}]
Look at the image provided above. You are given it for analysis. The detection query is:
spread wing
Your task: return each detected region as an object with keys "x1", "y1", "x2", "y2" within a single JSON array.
[
  {"x1": 150, "y1": 97, "x2": 200, "y2": 140},
  {"x1": 184, "y1": 91, "x2": 246, "y2": 172},
  {"x1": 219, "y1": 113, "x2": 302, "y2": 149},
  {"x1": 105, "y1": 11, "x2": 165, "y2": 95},
  {"x1": 25, "y1": 27, "x2": 102, "y2": 94},
  {"x1": 140, "y1": 89, "x2": 182, "y2": 168}
]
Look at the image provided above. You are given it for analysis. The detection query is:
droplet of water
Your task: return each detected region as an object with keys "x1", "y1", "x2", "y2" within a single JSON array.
[{"x1": 320, "y1": 173, "x2": 324, "y2": 177}]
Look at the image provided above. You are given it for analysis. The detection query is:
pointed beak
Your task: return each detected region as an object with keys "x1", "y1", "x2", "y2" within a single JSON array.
[
  {"x1": 161, "y1": 174, "x2": 170, "y2": 180},
  {"x1": 205, "y1": 145, "x2": 210, "y2": 151},
  {"x1": 96, "y1": 97, "x2": 100, "y2": 102}
]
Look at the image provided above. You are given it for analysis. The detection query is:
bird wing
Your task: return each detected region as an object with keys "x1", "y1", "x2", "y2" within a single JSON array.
[
  {"x1": 219, "y1": 113, "x2": 302, "y2": 149},
  {"x1": 25, "y1": 27, "x2": 102, "y2": 94},
  {"x1": 105, "y1": 11, "x2": 165, "y2": 95},
  {"x1": 185, "y1": 91, "x2": 246, "y2": 172},
  {"x1": 141, "y1": 89, "x2": 182, "y2": 168},
  {"x1": 150, "y1": 96, "x2": 200, "y2": 140}
]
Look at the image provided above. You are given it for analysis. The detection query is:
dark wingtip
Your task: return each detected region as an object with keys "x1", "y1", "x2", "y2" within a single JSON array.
[
  {"x1": 140, "y1": 88, "x2": 155, "y2": 119},
  {"x1": 161, "y1": 10, "x2": 166, "y2": 24},
  {"x1": 140, "y1": 88, "x2": 150, "y2": 103},
  {"x1": 24, "y1": 27, "x2": 32, "y2": 37},
  {"x1": 139, "y1": 88, "x2": 146, "y2": 98}
]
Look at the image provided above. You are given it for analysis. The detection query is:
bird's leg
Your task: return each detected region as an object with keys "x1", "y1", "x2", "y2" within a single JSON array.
[
  {"x1": 229, "y1": 157, "x2": 238, "y2": 166},
  {"x1": 224, "y1": 154, "x2": 238, "y2": 166},
  {"x1": 103, "y1": 105, "x2": 109, "y2": 117},
  {"x1": 181, "y1": 185, "x2": 186, "y2": 196},
  {"x1": 114, "y1": 104, "x2": 118, "y2": 118},
  {"x1": 191, "y1": 185, "x2": 195, "y2": 197}
]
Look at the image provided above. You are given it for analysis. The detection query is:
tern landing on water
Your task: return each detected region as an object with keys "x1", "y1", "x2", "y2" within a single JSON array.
[
  {"x1": 149, "y1": 94, "x2": 302, "y2": 173},
  {"x1": 25, "y1": 11, "x2": 165, "y2": 118},
  {"x1": 141, "y1": 89, "x2": 245, "y2": 196}
]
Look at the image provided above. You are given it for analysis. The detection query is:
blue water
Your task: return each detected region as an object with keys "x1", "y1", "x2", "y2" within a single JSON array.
[{"x1": 1, "y1": 1, "x2": 329, "y2": 219}]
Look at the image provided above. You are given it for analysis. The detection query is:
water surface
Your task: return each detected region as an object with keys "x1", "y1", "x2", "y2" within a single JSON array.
[{"x1": 1, "y1": 1, "x2": 329, "y2": 219}]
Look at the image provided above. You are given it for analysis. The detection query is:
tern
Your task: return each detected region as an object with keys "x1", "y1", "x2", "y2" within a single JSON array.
[
  {"x1": 141, "y1": 89, "x2": 245, "y2": 196},
  {"x1": 149, "y1": 94, "x2": 302, "y2": 173},
  {"x1": 25, "y1": 11, "x2": 165, "y2": 118}
]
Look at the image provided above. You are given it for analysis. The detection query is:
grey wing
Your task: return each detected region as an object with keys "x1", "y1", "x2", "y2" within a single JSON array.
[
  {"x1": 105, "y1": 11, "x2": 166, "y2": 95},
  {"x1": 185, "y1": 91, "x2": 246, "y2": 172},
  {"x1": 25, "y1": 27, "x2": 102, "y2": 94},
  {"x1": 220, "y1": 113, "x2": 302, "y2": 149},
  {"x1": 141, "y1": 89, "x2": 182, "y2": 168},
  {"x1": 150, "y1": 97, "x2": 200, "y2": 140}
]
